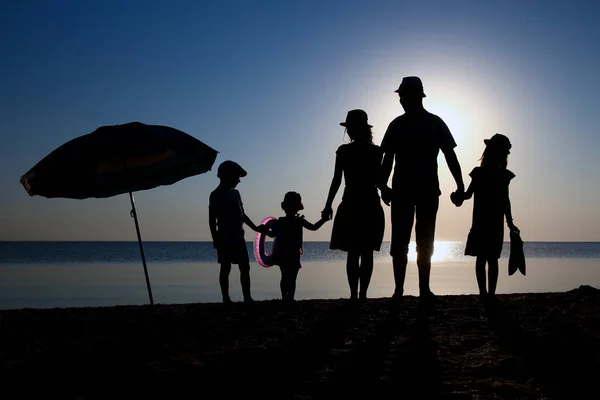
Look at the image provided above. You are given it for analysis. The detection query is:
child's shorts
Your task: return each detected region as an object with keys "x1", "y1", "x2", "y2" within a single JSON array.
[{"x1": 217, "y1": 237, "x2": 250, "y2": 264}]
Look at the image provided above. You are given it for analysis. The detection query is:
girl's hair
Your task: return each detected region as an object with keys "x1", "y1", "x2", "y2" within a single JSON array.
[
  {"x1": 344, "y1": 126, "x2": 373, "y2": 144},
  {"x1": 479, "y1": 145, "x2": 509, "y2": 168}
]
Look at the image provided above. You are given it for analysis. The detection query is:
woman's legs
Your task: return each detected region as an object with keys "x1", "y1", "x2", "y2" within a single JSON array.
[
  {"x1": 475, "y1": 256, "x2": 487, "y2": 296},
  {"x1": 346, "y1": 251, "x2": 360, "y2": 299},
  {"x1": 358, "y1": 250, "x2": 374, "y2": 300}
]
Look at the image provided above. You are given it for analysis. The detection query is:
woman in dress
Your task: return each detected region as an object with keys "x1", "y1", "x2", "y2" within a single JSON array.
[{"x1": 322, "y1": 110, "x2": 385, "y2": 301}]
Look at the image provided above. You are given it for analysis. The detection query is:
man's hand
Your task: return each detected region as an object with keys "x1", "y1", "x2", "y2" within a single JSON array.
[
  {"x1": 507, "y1": 221, "x2": 520, "y2": 234},
  {"x1": 212, "y1": 237, "x2": 220, "y2": 250}
]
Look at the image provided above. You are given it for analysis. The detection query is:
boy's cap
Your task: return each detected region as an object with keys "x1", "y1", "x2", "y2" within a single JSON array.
[
  {"x1": 394, "y1": 76, "x2": 426, "y2": 98},
  {"x1": 340, "y1": 109, "x2": 373, "y2": 128},
  {"x1": 484, "y1": 133, "x2": 511, "y2": 149},
  {"x1": 217, "y1": 160, "x2": 247, "y2": 178},
  {"x1": 282, "y1": 191, "x2": 304, "y2": 210}
]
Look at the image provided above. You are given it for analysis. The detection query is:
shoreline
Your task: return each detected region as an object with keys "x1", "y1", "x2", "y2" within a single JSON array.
[{"x1": 1, "y1": 286, "x2": 599, "y2": 399}]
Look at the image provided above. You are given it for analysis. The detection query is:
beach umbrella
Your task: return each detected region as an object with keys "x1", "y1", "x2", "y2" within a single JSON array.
[{"x1": 20, "y1": 122, "x2": 219, "y2": 305}]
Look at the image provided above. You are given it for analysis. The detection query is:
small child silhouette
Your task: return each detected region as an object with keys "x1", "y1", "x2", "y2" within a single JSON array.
[
  {"x1": 460, "y1": 134, "x2": 520, "y2": 300},
  {"x1": 267, "y1": 191, "x2": 328, "y2": 302}
]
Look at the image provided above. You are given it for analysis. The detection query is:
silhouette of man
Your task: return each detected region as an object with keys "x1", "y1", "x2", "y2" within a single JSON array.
[{"x1": 380, "y1": 76, "x2": 464, "y2": 302}]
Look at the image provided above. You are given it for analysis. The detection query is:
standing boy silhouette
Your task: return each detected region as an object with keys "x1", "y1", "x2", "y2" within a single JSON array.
[{"x1": 209, "y1": 160, "x2": 265, "y2": 303}]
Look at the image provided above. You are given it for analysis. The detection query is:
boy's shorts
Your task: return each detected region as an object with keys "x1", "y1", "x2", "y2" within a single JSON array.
[{"x1": 217, "y1": 237, "x2": 250, "y2": 265}]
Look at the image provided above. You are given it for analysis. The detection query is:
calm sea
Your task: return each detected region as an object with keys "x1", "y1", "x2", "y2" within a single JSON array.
[{"x1": 1, "y1": 241, "x2": 599, "y2": 310}]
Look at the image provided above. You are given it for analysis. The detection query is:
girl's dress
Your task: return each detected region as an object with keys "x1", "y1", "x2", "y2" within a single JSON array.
[
  {"x1": 465, "y1": 166, "x2": 515, "y2": 259},
  {"x1": 330, "y1": 141, "x2": 385, "y2": 252},
  {"x1": 270, "y1": 215, "x2": 304, "y2": 267}
]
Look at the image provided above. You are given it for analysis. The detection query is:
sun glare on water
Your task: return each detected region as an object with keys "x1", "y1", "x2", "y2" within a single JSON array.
[{"x1": 406, "y1": 241, "x2": 460, "y2": 262}]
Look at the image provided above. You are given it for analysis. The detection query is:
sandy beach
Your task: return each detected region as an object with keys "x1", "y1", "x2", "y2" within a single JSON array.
[{"x1": 1, "y1": 286, "x2": 599, "y2": 400}]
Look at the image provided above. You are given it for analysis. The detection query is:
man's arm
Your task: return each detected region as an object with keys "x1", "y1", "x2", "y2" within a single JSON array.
[
  {"x1": 379, "y1": 123, "x2": 395, "y2": 206},
  {"x1": 442, "y1": 147, "x2": 464, "y2": 192},
  {"x1": 379, "y1": 152, "x2": 394, "y2": 206}
]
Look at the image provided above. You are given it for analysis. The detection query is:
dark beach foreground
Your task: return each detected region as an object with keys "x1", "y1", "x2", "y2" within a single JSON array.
[{"x1": 1, "y1": 286, "x2": 599, "y2": 400}]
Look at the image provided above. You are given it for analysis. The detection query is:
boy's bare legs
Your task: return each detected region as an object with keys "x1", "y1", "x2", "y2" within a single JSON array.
[
  {"x1": 475, "y1": 256, "x2": 487, "y2": 296},
  {"x1": 487, "y1": 258, "x2": 499, "y2": 296},
  {"x1": 239, "y1": 262, "x2": 253, "y2": 302},
  {"x1": 279, "y1": 267, "x2": 287, "y2": 300},
  {"x1": 288, "y1": 266, "x2": 300, "y2": 301},
  {"x1": 219, "y1": 262, "x2": 232, "y2": 303},
  {"x1": 359, "y1": 250, "x2": 374, "y2": 300},
  {"x1": 346, "y1": 251, "x2": 360, "y2": 300},
  {"x1": 280, "y1": 264, "x2": 300, "y2": 301}
]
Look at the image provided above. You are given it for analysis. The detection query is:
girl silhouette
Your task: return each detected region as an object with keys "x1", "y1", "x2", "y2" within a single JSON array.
[
  {"x1": 322, "y1": 110, "x2": 385, "y2": 301},
  {"x1": 462, "y1": 133, "x2": 519, "y2": 299}
]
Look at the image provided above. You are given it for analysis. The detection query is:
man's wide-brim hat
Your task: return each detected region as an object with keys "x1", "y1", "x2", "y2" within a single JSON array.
[
  {"x1": 394, "y1": 76, "x2": 426, "y2": 98},
  {"x1": 340, "y1": 109, "x2": 373, "y2": 128},
  {"x1": 282, "y1": 191, "x2": 304, "y2": 210},
  {"x1": 484, "y1": 133, "x2": 512, "y2": 150},
  {"x1": 217, "y1": 160, "x2": 247, "y2": 178}
]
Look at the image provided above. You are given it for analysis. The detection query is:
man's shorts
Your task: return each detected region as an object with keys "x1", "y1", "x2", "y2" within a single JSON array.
[{"x1": 390, "y1": 196, "x2": 439, "y2": 259}]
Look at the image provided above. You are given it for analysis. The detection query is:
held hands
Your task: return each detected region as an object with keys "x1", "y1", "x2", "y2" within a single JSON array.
[
  {"x1": 257, "y1": 223, "x2": 276, "y2": 238},
  {"x1": 450, "y1": 189, "x2": 465, "y2": 207},
  {"x1": 321, "y1": 206, "x2": 333, "y2": 221}
]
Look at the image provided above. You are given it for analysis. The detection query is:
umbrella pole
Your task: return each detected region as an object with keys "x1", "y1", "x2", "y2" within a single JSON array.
[{"x1": 129, "y1": 191, "x2": 154, "y2": 305}]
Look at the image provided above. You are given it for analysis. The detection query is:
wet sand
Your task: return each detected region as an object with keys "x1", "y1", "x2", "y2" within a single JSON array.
[{"x1": 1, "y1": 286, "x2": 599, "y2": 399}]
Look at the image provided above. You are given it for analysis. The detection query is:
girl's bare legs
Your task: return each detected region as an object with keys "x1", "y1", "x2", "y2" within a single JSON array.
[
  {"x1": 359, "y1": 250, "x2": 374, "y2": 300},
  {"x1": 487, "y1": 258, "x2": 499, "y2": 296},
  {"x1": 347, "y1": 251, "x2": 360, "y2": 300},
  {"x1": 475, "y1": 256, "x2": 487, "y2": 296}
]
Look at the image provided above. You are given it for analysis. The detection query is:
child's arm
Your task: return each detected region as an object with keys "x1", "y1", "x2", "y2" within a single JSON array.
[
  {"x1": 243, "y1": 214, "x2": 266, "y2": 233},
  {"x1": 322, "y1": 154, "x2": 343, "y2": 220},
  {"x1": 208, "y1": 205, "x2": 219, "y2": 248},
  {"x1": 301, "y1": 217, "x2": 328, "y2": 231},
  {"x1": 464, "y1": 180, "x2": 475, "y2": 200},
  {"x1": 505, "y1": 187, "x2": 519, "y2": 233}
]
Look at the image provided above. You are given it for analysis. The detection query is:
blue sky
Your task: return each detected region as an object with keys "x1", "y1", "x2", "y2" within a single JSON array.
[{"x1": 1, "y1": 0, "x2": 599, "y2": 242}]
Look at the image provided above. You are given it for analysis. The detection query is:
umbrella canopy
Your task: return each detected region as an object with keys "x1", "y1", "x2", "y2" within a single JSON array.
[
  {"x1": 20, "y1": 122, "x2": 219, "y2": 305},
  {"x1": 21, "y1": 121, "x2": 218, "y2": 199}
]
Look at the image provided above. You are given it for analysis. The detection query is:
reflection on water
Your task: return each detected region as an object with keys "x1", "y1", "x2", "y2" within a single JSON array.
[
  {"x1": 0, "y1": 258, "x2": 599, "y2": 310},
  {"x1": 411, "y1": 241, "x2": 460, "y2": 262},
  {"x1": 3, "y1": 241, "x2": 600, "y2": 265}
]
